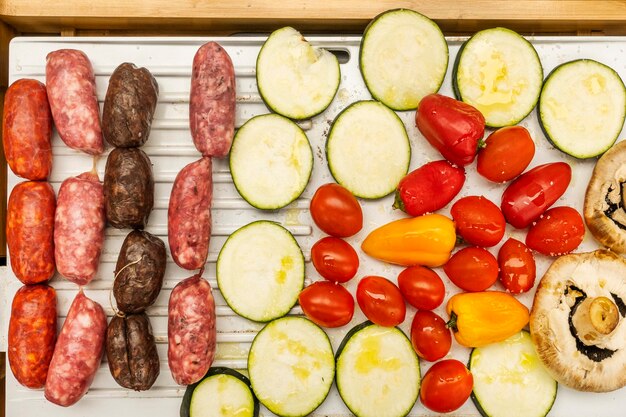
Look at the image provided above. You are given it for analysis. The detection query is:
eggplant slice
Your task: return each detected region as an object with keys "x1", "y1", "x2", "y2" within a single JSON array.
[
  {"x1": 530, "y1": 250, "x2": 626, "y2": 392},
  {"x1": 584, "y1": 140, "x2": 626, "y2": 252}
]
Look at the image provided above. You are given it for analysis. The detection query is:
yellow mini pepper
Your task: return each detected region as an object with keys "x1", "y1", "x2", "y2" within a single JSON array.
[
  {"x1": 361, "y1": 213, "x2": 456, "y2": 267},
  {"x1": 446, "y1": 291, "x2": 530, "y2": 347}
]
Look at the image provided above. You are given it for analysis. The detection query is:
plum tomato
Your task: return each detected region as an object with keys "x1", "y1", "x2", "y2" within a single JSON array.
[
  {"x1": 450, "y1": 196, "x2": 506, "y2": 247},
  {"x1": 410, "y1": 310, "x2": 451, "y2": 362},
  {"x1": 420, "y1": 359, "x2": 473, "y2": 413},
  {"x1": 298, "y1": 281, "x2": 354, "y2": 328},
  {"x1": 397, "y1": 266, "x2": 445, "y2": 310},
  {"x1": 311, "y1": 237, "x2": 359, "y2": 283},
  {"x1": 356, "y1": 276, "x2": 406, "y2": 327},
  {"x1": 498, "y1": 238, "x2": 536, "y2": 294},
  {"x1": 526, "y1": 206, "x2": 585, "y2": 256},
  {"x1": 477, "y1": 126, "x2": 535, "y2": 183},
  {"x1": 443, "y1": 247, "x2": 499, "y2": 292},
  {"x1": 310, "y1": 183, "x2": 363, "y2": 237}
]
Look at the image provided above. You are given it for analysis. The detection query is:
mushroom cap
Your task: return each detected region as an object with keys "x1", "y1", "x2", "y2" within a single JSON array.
[
  {"x1": 584, "y1": 140, "x2": 626, "y2": 253},
  {"x1": 530, "y1": 250, "x2": 626, "y2": 392}
]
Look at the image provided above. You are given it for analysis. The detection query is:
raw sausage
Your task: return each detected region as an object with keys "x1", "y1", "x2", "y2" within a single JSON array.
[
  {"x1": 168, "y1": 157, "x2": 212, "y2": 271},
  {"x1": 2, "y1": 79, "x2": 53, "y2": 180},
  {"x1": 189, "y1": 42, "x2": 236, "y2": 158},
  {"x1": 168, "y1": 275, "x2": 216, "y2": 385},
  {"x1": 8, "y1": 284, "x2": 57, "y2": 389},
  {"x1": 46, "y1": 49, "x2": 104, "y2": 155},
  {"x1": 7, "y1": 181, "x2": 56, "y2": 284},
  {"x1": 44, "y1": 290, "x2": 107, "y2": 407},
  {"x1": 55, "y1": 171, "x2": 106, "y2": 286},
  {"x1": 104, "y1": 147, "x2": 154, "y2": 229},
  {"x1": 102, "y1": 62, "x2": 159, "y2": 147},
  {"x1": 114, "y1": 230, "x2": 166, "y2": 313},
  {"x1": 106, "y1": 313, "x2": 160, "y2": 391}
]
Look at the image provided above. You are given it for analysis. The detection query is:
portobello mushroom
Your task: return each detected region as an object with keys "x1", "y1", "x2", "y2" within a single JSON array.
[
  {"x1": 530, "y1": 250, "x2": 626, "y2": 392},
  {"x1": 584, "y1": 140, "x2": 626, "y2": 252}
]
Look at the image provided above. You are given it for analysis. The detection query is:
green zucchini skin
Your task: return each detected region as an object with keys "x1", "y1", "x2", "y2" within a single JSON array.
[
  {"x1": 180, "y1": 367, "x2": 260, "y2": 417},
  {"x1": 334, "y1": 320, "x2": 374, "y2": 360}
]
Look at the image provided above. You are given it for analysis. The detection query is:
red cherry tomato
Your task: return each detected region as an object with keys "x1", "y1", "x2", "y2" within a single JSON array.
[
  {"x1": 498, "y1": 238, "x2": 536, "y2": 294},
  {"x1": 443, "y1": 247, "x2": 499, "y2": 292},
  {"x1": 500, "y1": 162, "x2": 572, "y2": 229},
  {"x1": 310, "y1": 183, "x2": 363, "y2": 237},
  {"x1": 420, "y1": 359, "x2": 473, "y2": 413},
  {"x1": 298, "y1": 281, "x2": 354, "y2": 328},
  {"x1": 450, "y1": 196, "x2": 506, "y2": 247},
  {"x1": 311, "y1": 237, "x2": 359, "y2": 283},
  {"x1": 397, "y1": 266, "x2": 445, "y2": 310},
  {"x1": 410, "y1": 311, "x2": 451, "y2": 362},
  {"x1": 477, "y1": 126, "x2": 536, "y2": 182},
  {"x1": 526, "y1": 206, "x2": 585, "y2": 256},
  {"x1": 356, "y1": 276, "x2": 406, "y2": 327}
]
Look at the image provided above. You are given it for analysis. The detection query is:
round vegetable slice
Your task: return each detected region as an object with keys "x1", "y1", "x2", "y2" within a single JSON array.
[
  {"x1": 217, "y1": 221, "x2": 304, "y2": 322},
  {"x1": 360, "y1": 9, "x2": 448, "y2": 110},
  {"x1": 538, "y1": 59, "x2": 626, "y2": 158},
  {"x1": 230, "y1": 114, "x2": 313, "y2": 210},
  {"x1": 256, "y1": 26, "x2": 340, "y2": 119},
  {"x1": 453, "y1": 27, "x2": 543, "y2": 127},
  {"x1": 248, "y1": 317, "x2": 335, "y2": 417},
  {"x1": 327, "y1": 100, "x2": 410, "y2": 199}
]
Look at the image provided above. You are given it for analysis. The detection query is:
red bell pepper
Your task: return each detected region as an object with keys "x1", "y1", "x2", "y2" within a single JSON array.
[{"x1": 416, "y1": 94, "x2": 486, "y2": 166}]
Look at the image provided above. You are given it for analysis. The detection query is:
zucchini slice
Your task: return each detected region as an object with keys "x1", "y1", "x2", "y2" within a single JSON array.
[
  {"x1": 248, "y1": 317, "x2": 335, "y2": 417},
  {"x1": 256, "y1": 26, "x2": 340, "y2": 120},
  {"x1": 469, "y1": 331, "x2": 557, "y2": 417},
  {"x1": 538, "y1": 59, "x2": 626, "y2": 158},
  {"x1": 360, "y1": 9, "x2": 448, "y2": 110},
  {"x1": 217, "y1": 221, "x2": 304, "y2": 322},
  {"x1": 335, "y1": 322, "x2": 420, "y2": 417},
  {"x1": 230, "y1": 114, "x2": 313, "y2": 210},
  {"x1": 180, "y1": 367, "x2": 259, "y2": 417},
  {"x1": 453, "y1": 27, "x2": 543, "y2": 127},
  {"x1": 326, "y1": 100, "x2": 410, "y2": 199}
]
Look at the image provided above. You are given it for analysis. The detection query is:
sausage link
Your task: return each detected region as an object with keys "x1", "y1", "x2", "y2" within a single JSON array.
[
  {"x1": 44, "y1": 290, "x2": 107, "y2": 407},
  {"x1": 7, "y1": 181, "x2": 56, "y2": 284},
  {"x1": 168, "y1": 157, "x2": 212, "y2": 271},
  {"x1": 46, "y1": 49, "x2": 104, "y2": 155},
  {"x1": 2, "y1": 79, "x2": 53, "y2": 180},
  {"x1": 189, "y1": 42, "x2": 236, "y2": 158},
  {"x1": 8, "y1": 284, "x2": 57, "y2": 389},
  {"x1": 54, "y1": 172, "x2": 106, "y2": 285},
  {"x1": 168, "y1": 275, "x2": 216, "y2": 385}
]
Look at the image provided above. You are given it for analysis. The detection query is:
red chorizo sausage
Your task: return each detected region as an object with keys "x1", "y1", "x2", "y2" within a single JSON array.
[
  {"x1": 44, "y1": 290, "x2": 107, "y2": 407},
  {"x1": 168, "y1": 275, "x2": 216, "y2": 385},
  {"x1": 46, "y1": 49, "x2": 104, "y2": 155},
  {"x1": 7, "y1": 181, "x2": 56, "y2": 284},
  {"x1": 168, "y1": 157, "x2": 212, "y2": 271},
  {"x1": 2, "y1": 79, "x2": 53, "y2": 180},
  {"x1": 54, "y1": 172, "x2": 106, "y2": 285},
  {"x1": 8, "y1": 284, "x2": 57, "y2": 389},
  {"x1": 189, "y1": 42, "x2": 236, "y2": 158}
]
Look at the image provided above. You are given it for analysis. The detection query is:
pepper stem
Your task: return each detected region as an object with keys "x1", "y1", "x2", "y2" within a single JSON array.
[{"x1": 446, "y1": 311, "x2": 458, "y2": 331}]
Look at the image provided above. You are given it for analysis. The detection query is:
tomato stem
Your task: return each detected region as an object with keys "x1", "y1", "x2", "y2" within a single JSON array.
[{"x1": 446, "y1": 312, "x2": 458, "y2": 331}]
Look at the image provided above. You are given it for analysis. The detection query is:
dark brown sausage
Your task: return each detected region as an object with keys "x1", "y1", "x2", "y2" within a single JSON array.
[
  {"x1": 104, "y1": 147, "x2": 154, "y2": 229},
  {"x1": 54, "y1": 172, "x2": 106, "y2": 286},
  {"x1": 106, "y1": 313, "x2": 160, "y2": 391},
  {"x1": 44, "y1": 290, "x2": 107, "y2": 407},
  {"x1": 114, "y1": 230, "x2": 166, "y2": 313},
  {"x1": 7, "y1": 181, "x2": 56, "y2": 284},
  {"x1": 8, "y1": 284, "x2": 57, "y2": 389},
  {"x1": 168, "y1": 157, "x2": 212, "y2": 271},
  {"x1": 189, "y1": 42, "x2": 236, "y2": 158},
  {"x1": 168, "y1": 275, "x2": 216, "y2": 385},
  {"x1": 2, "y1": 79, "x2": 53, "y2": 180},
  {"x1": 102, "y1": 62, "x2": 159, "y2": 148},
  {"x1": 46, "y1": 49, "x2": 104, "y2": 155}
]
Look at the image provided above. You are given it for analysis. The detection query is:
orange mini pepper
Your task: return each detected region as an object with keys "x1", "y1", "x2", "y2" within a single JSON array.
[
  {"x1": 361, "y1": 213, "x2": 455, "y2": 267},
  {"x1": 446, "y1": 291, "x2": 529, "y2": 347}
]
